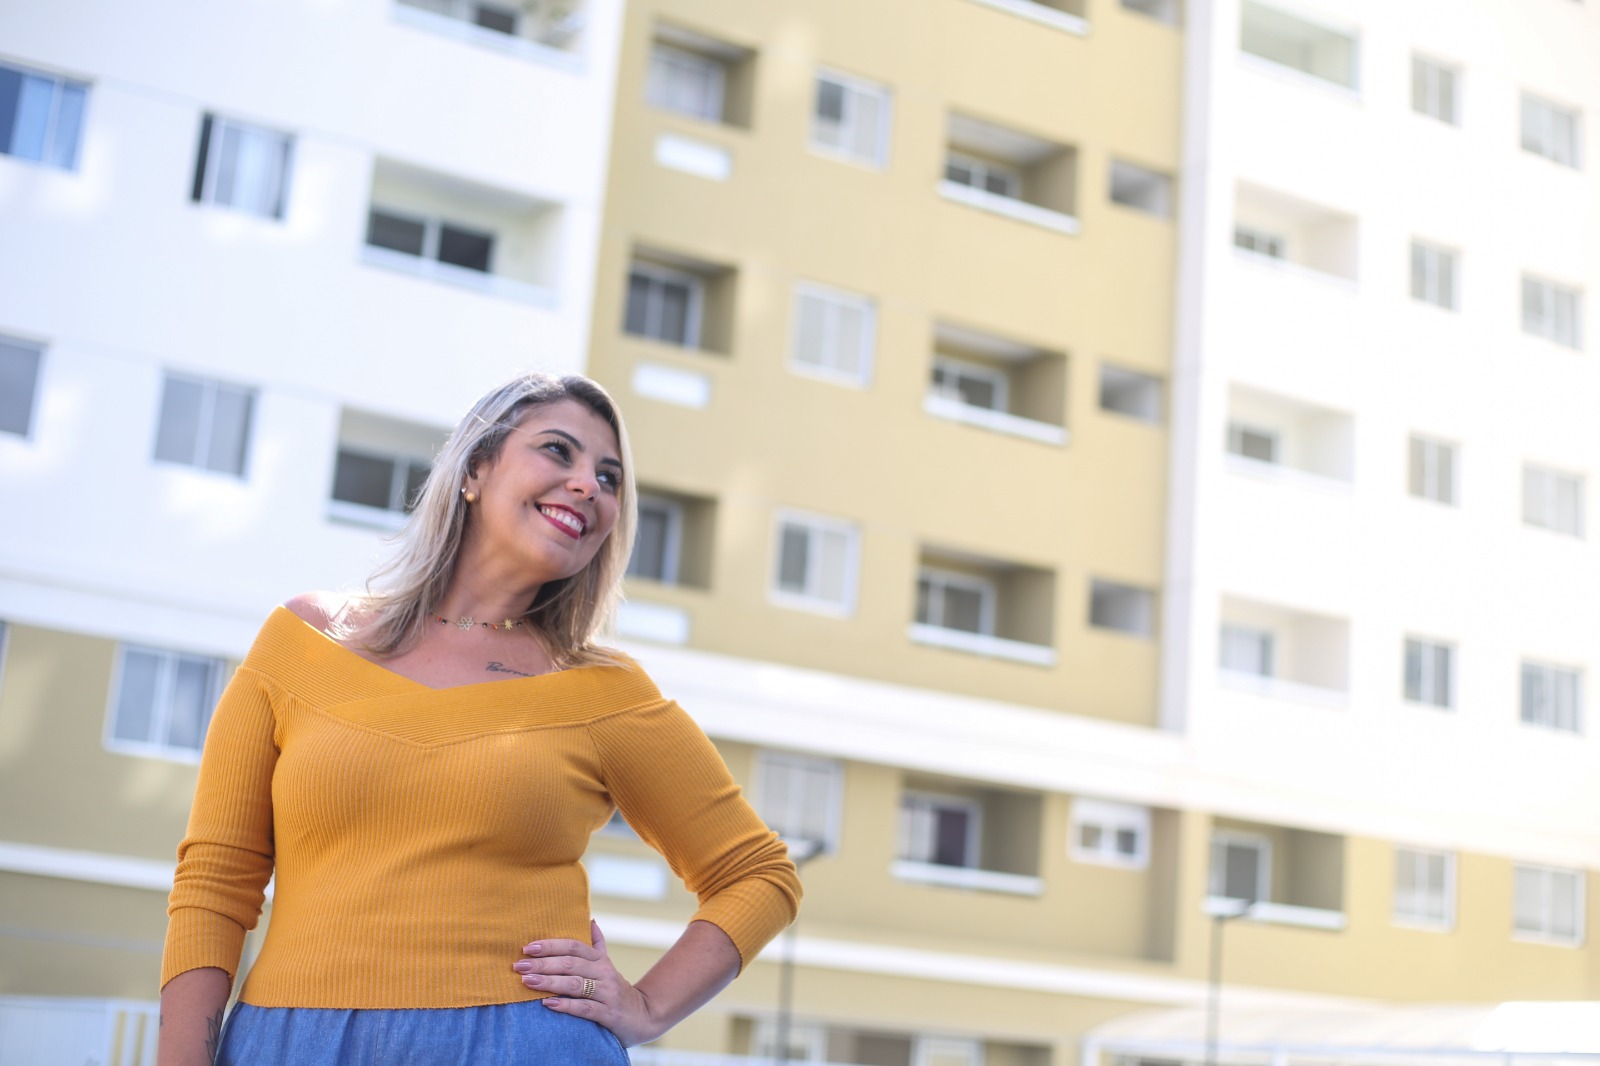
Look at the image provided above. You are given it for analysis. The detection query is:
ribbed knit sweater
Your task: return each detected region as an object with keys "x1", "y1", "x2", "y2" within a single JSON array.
[{"x1": 161, "y1": 608, "x2": 801, "y2": 1008}]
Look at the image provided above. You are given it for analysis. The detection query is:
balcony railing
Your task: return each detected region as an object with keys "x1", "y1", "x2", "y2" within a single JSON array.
[{"x1": 0, "y1": 996, "x2": 159, "y2": 1066}]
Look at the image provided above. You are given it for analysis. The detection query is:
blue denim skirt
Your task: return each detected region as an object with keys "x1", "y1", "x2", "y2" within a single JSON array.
[{"x1": 217, "y1": 1001, "x2": 630, "y2": 1065}]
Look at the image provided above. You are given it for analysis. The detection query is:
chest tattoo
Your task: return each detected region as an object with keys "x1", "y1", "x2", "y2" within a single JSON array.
[{"x1": 485, "y1": 661, "x2": 536, "y2": 678}]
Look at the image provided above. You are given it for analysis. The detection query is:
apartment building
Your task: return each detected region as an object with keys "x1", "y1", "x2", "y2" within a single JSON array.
[{"x1": 0, "y1": 0, "x2": 625, "y2": 1056}]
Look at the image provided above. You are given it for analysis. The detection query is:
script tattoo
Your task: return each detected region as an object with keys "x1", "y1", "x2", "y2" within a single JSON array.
[
  {"x1": 486, "y1": 661, "x2": 535, "y2": 678},
  {"x1": 204, "y1": 1006, "x2": 224, "y2": 1063}
]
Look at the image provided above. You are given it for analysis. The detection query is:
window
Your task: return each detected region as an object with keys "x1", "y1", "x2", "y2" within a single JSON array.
[
  {"x1": 0, "y1": 336, "x2": 43, "y2": 438},
  {"x1": 919, "y1": 1039, "x2": 983, "y2": 1066},
  {"x1": 1227, "y1": 421, "x2": 1278, "y2": 463},
  {"x1": 1239, "y1": 2, "x2": 1359, "y2": 91},
  {"x1": 791, "y1": 283, "x2": 876, "y2": 384},
  {"x1": 625, "y1": 261, "x2": 704, "y2": 347},
  {"x1": 1394, "y1": 847, "x2": 1455, "y2": 928},
  {"x1": 1109, "y1": 160, "x2": 1173, "y2": 217},
  {"x1": 1234, "y1": 224, "x2": 1286, "y2": 259},
  {"x1": 1089, "y1": 580, "x2": 1155, "y2": 637},
  {"x1": 1523, "y1": 465, "x2": 1584, "y2": 537},
  {"x1": 400, "y1": 0, "x2": 525, "y2": 36},
  {"x1": 1220, "y1": 624, "x2": 1273, "y2": 677},
  {"x1": 945, "y1": 151, "x2": 1020, "y2": 198},
  {"x1": 811, "y1": 70, "x2": 890, "y2": 168},
  {"x1": 931, "y1": 357, "x2": 1007, "y2": 413},
  {"x1": 1404, "y1": 637, "x2": 1454, "y2": 709},
  {"x1": 899, "y1": 793, "x2": 980, "y2": 868},
  {"x1": 1412, "y1": 56, "x2": 1459, "y2": 125},
  {"x1": 756, "y1": 751, "x2": 843, "y2": 853},
  {"x1": 772, "y1": 513, "x2": 858, "y2": 614},
  {"x1": 1410, "y1": 241, "x2": 1458, "y2": 309},
  {"x1": 1099, "y1": 365, "x2": 1163, "y2": 423},
  {"x1": 1122, "y1": 0, "x2": 1180, "y2": 24},
  {"x1": 192, "y1": 114, "x2": 293, "y2": 220},
  {"x1": 1521, "y1": 661, "x2": 1582, "y2": 734},
  {"x1": 1521, "y1": 94, "x2": 1581, "y2": 169},
  {"x1": 1514, "y1": 864, "x2": 1585, "y2": 944},
  {"x1": 1070, "y1": 798, "x2": 1150, "y2": 869},
  {"x1": 332, "y1": 449, "x2": 430, "y2": 518},
  {"x1": 153, "y1": 373, "x2": 256, "y2": 477},
  {"x1": 367, "y1": 207, "x2": 494, "y2": 274},
  {"x1": 648, "y1": 43, "x2": 726, "y2": 122},
  {"x1": 0, "y1": 61, "x2": 87, "y2": 170},
  {"x1": 628, "y1": 495, "x2": 684, "y2": 583},
  {"x1": 1408, "y1": 436, "x2": 1457, "y2": 505},
  {"x1": 107, "y1": 646, "x2": 226, "y2": 760},
  {"x1": 1209, "y1": 831, "x2": 1270, "y2": 902},
  {"x1": 916, "y1": 569, "x2": 996, "y2": 636},
  {"x1": 1522, "y1": 276, "x2": 1582, "y2": 349}
]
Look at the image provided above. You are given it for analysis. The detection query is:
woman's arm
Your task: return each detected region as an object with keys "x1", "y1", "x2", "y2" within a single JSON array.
[
  {"x1": 157, "y1": 967, "x2": 231, "y2": 1066},
  {"x1": 519, "y1": 919, "x2": 740, "y2": 1046}
]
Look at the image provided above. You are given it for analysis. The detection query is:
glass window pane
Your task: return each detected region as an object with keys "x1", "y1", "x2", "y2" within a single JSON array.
[
  {"x1": 1551, "y1": 873, "x2": 1579, "y2": 939},
  {"x1": 1514, "y1": 866, "x2": 1544, "y2": 932},
  {"x1": 154, "y1": 377, "x2": 204, "y2": 465},
  {"x1": 794, "y1": 294, "x2": 829, "y2": 367},
  {"x1": 956, "y1": 372, "x2": 998, "y2": 410},
  {"x1": 931, "y1": 806, "x2": 972, "y2": 867},
  {"x1": 205, "y1": 386, "x2": 253, "y2": 475},
  {"x1": 333, "y1": 450, "x2": 399, "y2": 509},
  {"x1": 474, "y1": 3, "x2": 518, "y2": 34},
  {"x1": 0, "y1": 339, "x2": 42, "y2": 437},
  {"x1": 1115, "y1": 828, "x2": 1138, "y2": 856},
  {"x1": 777, "y1": 525, "x2": 810, "y2": 593},
  {"x1": 1404, "y1": 640, "x2": 1424, "y2": 701},
  {"x1": 438, "y1": 224, "x2": 493, "y2": 272},
  {"x1": 47, "y1": 82, "x2": 86, "y2": 170},
  {"x1": 816, "y1": 529, "x2": 849, "y2": 604},
  {"x1": 165, "y1": 657, "x2": 213, "y2": 751},
  {"x1": 815, "y1": 79, "x2": 845, "y2": 123},
  {"x1": 656, "y1": 280, "x2": 691, "y2": 345},
  {"x1": 629, "y1": 505, "x2": 671, "y2": 580},
  {"x1": 848, "y1": 90, "x2": 882, "y2": 160},
  {"x1": 0, "y1": 67, "x2": 20, "y2": 155},
  {"x1": 943, "y1": 584, "x2": 985, "y2": 634},
  {"x1": 831, "y1": 304, "x2": 865, "y2": 374},
  {"x1": 403, "y1": 460, "x2": 431, "y2": 511},
  {"x1": 1223, "y1": 842, "x2": 1260, "y2": 900},
  {"x1": 10, "y1": 74, "x2": 55, "y2": 162},
  {"x1": 624, "y1": 272, "x2": 653, "y2": 336},
  {"x1": 368, "y1": 210, "x2": 427, "y2": 257},
  {"x1": 113, "y1": 649, "x2": 162, "y2": 744}
]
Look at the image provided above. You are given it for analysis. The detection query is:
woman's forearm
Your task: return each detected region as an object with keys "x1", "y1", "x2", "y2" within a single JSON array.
[
  {"x1": 157, "y1": 967, "x2": 231, "y2": 1066},
  {"x1": 630, "y1": 919, "x2": 743, "y2": 1034}
]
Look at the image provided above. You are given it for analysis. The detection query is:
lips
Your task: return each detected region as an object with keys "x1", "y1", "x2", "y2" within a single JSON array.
[{"x1": 537, "y1": 503, "x2": 587, "y2": 539}]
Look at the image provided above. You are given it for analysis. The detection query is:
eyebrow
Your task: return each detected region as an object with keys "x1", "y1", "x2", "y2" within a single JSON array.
[{"x1": 534, "y1": 427, "x2": 623, "y2": 470}]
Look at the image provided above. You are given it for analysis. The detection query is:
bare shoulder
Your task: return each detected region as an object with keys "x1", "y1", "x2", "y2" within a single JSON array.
[{"x1": 282, "y1": 590, "x2": 351, "y2": 632}]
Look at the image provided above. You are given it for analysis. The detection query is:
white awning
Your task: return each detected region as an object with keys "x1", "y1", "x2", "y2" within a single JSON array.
[{"x1": 1085, "y1": 1003, "x2": 1600, "y2": 1063}]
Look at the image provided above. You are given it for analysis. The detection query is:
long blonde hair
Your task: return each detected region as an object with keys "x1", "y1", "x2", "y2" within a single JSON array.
[{"x1": 347, "y1": 373, "x2": 637, "y2": 667}]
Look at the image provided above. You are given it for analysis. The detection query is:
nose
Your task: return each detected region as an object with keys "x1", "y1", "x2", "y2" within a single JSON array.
[{"x1": 566, "y1": 467, "x2": 599, "y2": 501}]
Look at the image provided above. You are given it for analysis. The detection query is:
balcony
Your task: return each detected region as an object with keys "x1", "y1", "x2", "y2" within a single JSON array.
[
  {"x1": 326, "y1": 408, "x2": 448, "y2": 530},
  {"x1": 924, "y1": 322, "x2": 1068, "y2": 445},
  {"x1": 1239, "y1": 0, "x2": 1359, "y2": 95},
  {"x1": 1218, "y1": 595, "x2": 1349, "y2": 708},
  {"x1": 895, "y1": 777, "x2": 1044, "y2": 896},
  {"x1": 940, "y1": 114, "x2": 1079, "y2": 235},
  {"x1": 0, "y1": 996, "x2": 158, "y2": 1064},
  {"x1": 1225, "y1": 384, "x2": 1353, "y2": 491},
  {"x1": 967, "y1": 0, "x2": 1088, "y2": 36},
  {"x1": 1233, "y1": 182, "x2": 1358, "y2": 286},
  {"x1": 1208, "y1": 818, "x2": 1347, "y2": 930},
  {"x1": 911, "y1": 549, "x2": 1056, "y2": 666},
  {"x1": 393, "y1": 0, "x2": 587, "y2": 70}
]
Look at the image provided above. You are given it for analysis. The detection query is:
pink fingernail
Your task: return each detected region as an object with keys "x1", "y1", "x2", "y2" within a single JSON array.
[{"x1": 526, "y1": 943, "x2": 542, "y2": 954}]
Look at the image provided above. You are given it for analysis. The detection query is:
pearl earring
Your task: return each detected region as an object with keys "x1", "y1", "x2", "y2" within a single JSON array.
[{"x1": 462, "y1": 488, "x2": 478, "y2": 504}]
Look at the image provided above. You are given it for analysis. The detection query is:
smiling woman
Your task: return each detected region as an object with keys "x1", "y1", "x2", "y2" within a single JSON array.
[{"x1": 156, "y1": 373, "x2": 802, "y2": 1066}]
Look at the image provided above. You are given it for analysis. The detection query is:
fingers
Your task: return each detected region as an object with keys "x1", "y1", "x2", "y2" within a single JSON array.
[
  {"x1": 591, "y1": 919, "x2": 607, "y2": 954},
  {"x1": 522, "y1": 938, "x2": 601, "y2": 961},
  {"x1": 519, "y1": 972, "x2": 600, "y2": 997}
]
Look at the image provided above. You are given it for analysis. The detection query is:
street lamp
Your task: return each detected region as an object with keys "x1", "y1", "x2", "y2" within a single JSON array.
[
  {"x1": 1204, "y1": 896, "x2": 1256, "y2": 1066},
  {"x1": 774, "y1": 838, "x2": 824, "y2": 1066}
]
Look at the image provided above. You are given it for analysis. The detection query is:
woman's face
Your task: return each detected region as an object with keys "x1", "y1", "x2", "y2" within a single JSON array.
[{"x1": 464, "y1": 398, "x2": 624, "y2": 585}]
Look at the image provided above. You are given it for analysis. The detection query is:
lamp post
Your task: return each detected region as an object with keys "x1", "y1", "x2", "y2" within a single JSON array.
[
  {"x1": 1204, "y1": 897, "x2": 1255, "y2": 1066},
  {"x1": 774, "y1": 838, "x2": 823, "y2": 1066}
]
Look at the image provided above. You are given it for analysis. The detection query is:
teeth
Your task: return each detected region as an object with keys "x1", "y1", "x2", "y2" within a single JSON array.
[{"x1": 540, "y1": 506, "x2": 584, "y2": 534}]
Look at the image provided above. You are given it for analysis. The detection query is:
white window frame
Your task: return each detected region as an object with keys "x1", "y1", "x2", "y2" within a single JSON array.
[
  {"x1": 944, "y1": 150, "x2": 1022, "y2": 200},
  {"x1": 1411, "y1": 55, "x2": 1460, "y2": 125},
  {"x1": 752, "y1": 1020, "x2": 828, "y2": 1063},
  {"x1": 1513, "y1": 864, "x2": 1585, "y2": 946},
  {"x1": 789, "y1": 282, "x2": 877, "y2": 387},
  {"x1": 1521, "y1": 93, "x2": 1582, "y2": 169},
  {"x1": 899, "y1": 791, "x2": 983, "y2": 869},
  {"x1": 195, "y1": 114, "x2": 293, "y2": 220},
  {"x1": 1403, "y1": 636, "x2": 1455, "y2": 709},
  {"x1": 0, "y1": 61, "x2": 89, "y2": 171},
  {"x1": 915, "y1": 1037, "x2": 984, "y2": 1066},
  {"x1": 1227, "y1": 421, "x2": 1280, "y2": 464},
  {"x1": 647, "y1": 42, "x2": 728, "y2": 123},
  {"x1": 1209, "y1": 830, "x2": 1272, "y2": 904},
  {"x1": 626, "y1": 260, "x2": 706, "y2": 348},
  {"x1": 810, "y1": 68, "x2": 892, "y2": 169},
  {"x1": 367, "y1": 205, "x2": 497, "y2": 273},
  {"x1": 916, "y1": 567, "x2": 998, "y2": 637},
  {"x1": 152, "y1": 372, "x2": 256, "y2": 478},
  {"x1": 770, "y1": 511, "x2": 860, "y2": 616},
  {"x1": 1219, "y1": 623, "x2": 1274, "y2": 678},
  {"x1": 1410, "y1": 240, "x2": 1458, "y2": 310},
  {"x1": 628, "y1": 493, "x2": 686, "y2": 585},
  {"x1": 1522, "y1": 275, "x2": 1583, "y2": 349},
  {"x1": 755, "y1": 750, "x2": 844, "y2": 855},
  {"x1": 1069, "y1": 798, "x2": 1151, "y2": 870},
  {"x1": 1522, "y1": 464, "x2": 1585, "y2": 537},
  {"x1": 1408, "y1": 435, "x2": 1458, "y2": 506},
  {"x1": 104, "y1": 645, "x2": 227, "y2": 764},
  {"x1": 1520, "y1": 660, "x2": 1583, "y2": 734},
  {"x1": 0, "y1": 334, "x2": 45, "y2": 440},
  {"x1": 931, "y1": 355, "x2": 1010, "y2": 414},
  {"x1": 1234, "y1": 224, "x2": 1286, "y2": 260},
  {"x1": 328, "y1": 446, "x2": 432, "y2": 528},
  {"x1": 1393, "y1": 846, "x2": 1456, "y2": 930}
]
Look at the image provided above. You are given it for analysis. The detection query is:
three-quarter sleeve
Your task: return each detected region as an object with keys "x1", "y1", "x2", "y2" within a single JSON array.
[
  {"x1": 587, "y1": 699, "x2": 802, "y2": 969},
  {"x1": 161, "y1": 664, "x2": 279, "y2": 989}
]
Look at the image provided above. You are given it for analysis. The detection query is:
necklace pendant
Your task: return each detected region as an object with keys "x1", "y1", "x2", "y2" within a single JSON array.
[{"x1": 456, "y1": 616, "x2": 475, "y2": 631}]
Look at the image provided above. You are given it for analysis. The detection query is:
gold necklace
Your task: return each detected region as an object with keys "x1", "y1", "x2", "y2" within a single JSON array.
[{"x1": 432, "y1": 613, "x2": 524, "y2": 632}]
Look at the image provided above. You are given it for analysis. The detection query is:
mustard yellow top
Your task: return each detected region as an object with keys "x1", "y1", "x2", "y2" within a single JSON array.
[{"x1": 161, "y1": 607, "x2": 801, "y2": 1008}]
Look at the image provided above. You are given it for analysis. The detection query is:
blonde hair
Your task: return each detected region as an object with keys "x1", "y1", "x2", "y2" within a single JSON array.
[{"x1": 347, "y1": 372, "x2": 637, "y2": 667}]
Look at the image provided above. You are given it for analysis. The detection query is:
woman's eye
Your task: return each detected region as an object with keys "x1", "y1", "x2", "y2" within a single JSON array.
[
  {"x1": 542, "y1": 441, "x2": 571, "y2": 460},
  {"x1": 598, "y1": 470, "x2": 621, "y2": 489}
]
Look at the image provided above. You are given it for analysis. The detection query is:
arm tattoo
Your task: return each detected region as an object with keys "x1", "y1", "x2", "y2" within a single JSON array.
[
  {"x1": 486, "y1": 661, "x2": 534, "y2": 678},
  {"x1": 205, "y1": 1006, "x2": 224, "y2": 1063}
]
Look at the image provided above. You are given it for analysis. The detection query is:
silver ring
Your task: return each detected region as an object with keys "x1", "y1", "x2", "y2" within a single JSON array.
[{"x1": 581, "y1": 977, "x2": 598, "y2": 999}]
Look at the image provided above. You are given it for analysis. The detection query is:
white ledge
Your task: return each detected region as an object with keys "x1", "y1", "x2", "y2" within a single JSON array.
[
  {"x1": 892, "y1": 860, "x2": 1044, "y2": 896},
  {"x1": 392, "y1": 3, "x2": 583, "y2": 73},
  {"x1": 923, "y1": 394, "x2": 1069, "y2": 446},
  {"x1": 967, "y1": 0, "x2": 1089, "y2": 36},
  {"x1": 655, "y1": 133, "x2": 732, "y2": 182},
  {"x1": 361, "y1": 245, "x2": 557, "y2": 308},
  {"x1": 1203, "y1": 896, "x2": 1347, "y2": 930},
  {"x1": 1218, "y1": 669, "x2": 1348, "y2": 709},
  {"x1": 1226, "y1": 454, "x2": 1353, "y2": 494},
  {"x1": 1232, "y1": 246, "x2": 1360, "y2": 292},
  {"x1": 909, "y1": 623, "x2": 1057, "y2": 666},
  {"x1": 1236, "y1": 51, "x2": 1361, "y2": 102},
  {"x1": 938, "y1": 180, "x2": 1081, "y2": 235}
]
